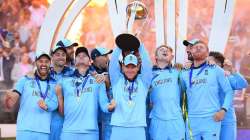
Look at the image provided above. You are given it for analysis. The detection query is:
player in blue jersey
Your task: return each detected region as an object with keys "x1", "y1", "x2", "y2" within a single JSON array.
[
  {"x1": 4, "y1": 51, "x2": 58, "y2": 140},
  {"x1": 181, "y1": 39, "x2": 234, "y2": 140},
  {"x1": 109, "y1": 35, "x2": 153, "y2": 140},
  {"x1": 91, "y1": 46, "x2": 112, "y2": 75},
  {"x1": 90, "y1": 46, "x2": 113, "y2": 140},
  {"x1": 56, "y1": 47, "x2": 115, "y2": 140},
  {"x1": 208, "y1": 51, "x2": 248, "y2": 140},
  {"x1": 149, "y1": 45, "x2": 185, "y2": 140},
  {"x1": 50, "y1": 44, "x2": 74, "y2": 80},
  {"x1": 49, "y1": 44, "x2": 74, "y2": 140},
  {"x1": 56, "y1": 38, "x2": 78, "y2": 67}
]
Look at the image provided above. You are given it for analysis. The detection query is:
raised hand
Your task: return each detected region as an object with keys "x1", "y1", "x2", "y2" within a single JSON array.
[
  {"x1": 213, "y1": 109, "x2": 226, "y2": 122},
  {"x1": 4, "y1": 90, "x2": 19, "y2": 110},
  {"x1": 94, "y1": 74, "x2": 106, "y2": 83}
]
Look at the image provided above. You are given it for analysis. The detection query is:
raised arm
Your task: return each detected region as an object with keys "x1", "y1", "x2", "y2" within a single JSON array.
[
  {"x1": 139, "y1": 44, "x2": 153, "y2": 88},
  {"x1": 217, "y1": 67, "x2": 233, "y2": 111},
  {"x1": 228, "y1": 72, "x2": 248, "y2": 90},
  {"x1": 109, "y1": 47, "x2": 122, "y2": 86}
]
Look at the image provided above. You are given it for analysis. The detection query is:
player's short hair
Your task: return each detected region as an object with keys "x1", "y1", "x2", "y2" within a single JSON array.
[
  {"x1": 209, "y1": 51, "x2": 225, "y2": 67},
  {"x1": 155, "y1": 45, "x2": 173, "y2": 56}
]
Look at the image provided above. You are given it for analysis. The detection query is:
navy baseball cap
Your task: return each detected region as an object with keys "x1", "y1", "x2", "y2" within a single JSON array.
[
  {"x1": 75, "y1": 47, "x2": 90, "y2": 58},
  {"x1": 91, "y1": 46, "x2": 113, "y2": 60},
  {"x1": 51, "y1": 45, "x2": 67, "y2": 54},
  {"x1": 56, "y1": 38, "x2": 78, "y2": 48},
  {"x1": 36, "y1": 51, "x2": 51, "y2": 61},
  {"x1": 183, "y1": 39, "x2": 201, "y2": 47}
]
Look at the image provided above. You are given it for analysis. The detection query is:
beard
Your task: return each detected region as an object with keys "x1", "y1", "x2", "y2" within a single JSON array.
[
  {"x1": 66, "y1": 56, "x2": 73, "y2": 64},
  {"x1": 37, "y1": 66, "x2": 49, "y2": 76},
  {"x1": 75, "y1": 61, "x2": 89, "y2": 67},
  {"x1": 193, "y1": 53, "x2": 207, "y2": 61},
  {"x1": 98, "y1": 63, "x2": 108, "y2": 70},
  {"x1": 54, "y1": 60, "x2": 65, "y2": 67},
  {"x1": 187, "y1": 52, "x2": 194, "y2": 61}
]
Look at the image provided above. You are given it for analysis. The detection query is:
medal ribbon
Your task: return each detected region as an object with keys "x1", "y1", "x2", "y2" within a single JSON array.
[
  {"x1": 76, "y1": 75, "x2": 89, "y2": 97},
  {"x1": 35, "y1": 75, "x2": 50, "y2": 100},
  {"x1": 128, "y1": 81, "x2": 135, "y2": 101}
]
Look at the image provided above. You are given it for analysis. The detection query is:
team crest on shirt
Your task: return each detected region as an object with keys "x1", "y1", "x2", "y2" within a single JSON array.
[
  {"x1": 30, "y1": 80, "x2": 35, "y2": 88},
  {"x1": 205, "y1": 70, "x2": 208, "y2": 75},
  {"x1": 89, "y1": 79, "x2": 94, "y2": 84}
]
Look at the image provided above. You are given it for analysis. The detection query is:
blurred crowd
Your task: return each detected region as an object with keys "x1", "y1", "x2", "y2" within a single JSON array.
[{"x1": 0, "y1": 0, "x2": 48, "y2": 89}]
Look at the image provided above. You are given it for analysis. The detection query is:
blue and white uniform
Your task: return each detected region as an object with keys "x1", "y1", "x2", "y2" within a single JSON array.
[
  {"x1": 220, "y1": 72, "x2": 248, "y2": 140},
  {"x1": 109, "y1": 45, "x2": 153, "y2": 140},
  {"x1": 49, "y1": 66, "x2": 74, "y2": 140},
  {"x1": 180, "y1": 62, "x2": 234, "y2": 140},
  {"x1": 149, "y1": 66, "x2": 185, "y2": 140},
  {"x1": 59, "y1": 69, "x2": 110, "y2": 140},
  {"x1": 14, "y1": 73, "x2": 58, "y2": 140}
]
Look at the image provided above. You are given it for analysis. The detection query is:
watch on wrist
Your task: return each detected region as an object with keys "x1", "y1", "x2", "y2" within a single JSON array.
[{"x1": 221, "y1": 108, "x2": 227, "y2": 112}]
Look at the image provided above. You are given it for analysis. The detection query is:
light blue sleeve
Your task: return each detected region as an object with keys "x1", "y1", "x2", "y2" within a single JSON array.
[
  {"x1": 57, "y1": 78, "x2": 65, "y2": 96},
  {"x1": 139, "y1": 44, "x2": 153, "y2": 88},
  {"x1": 109, "y1": 47, "x2": 122, "y2": 86},
  {"x1": 13, "y1": 76, "x2": 28, "y2": 95},
  {"x1": 228, "y1": 72, "x2": 248, "y2": 90},
  {"x1": 98, "y1": 83, "x2": 110, "y2": 113},
  {"x1": 45, "y1": 84, "x2": 58, "y2": 112},
  {"x1": 216, "y1": 67, "x2": 234, "y2": 111}
]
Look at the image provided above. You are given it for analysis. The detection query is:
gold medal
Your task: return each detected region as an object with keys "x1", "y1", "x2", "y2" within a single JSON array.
[{"x1": 40, "y1": 99, "x2": 46, "y2": 106}]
